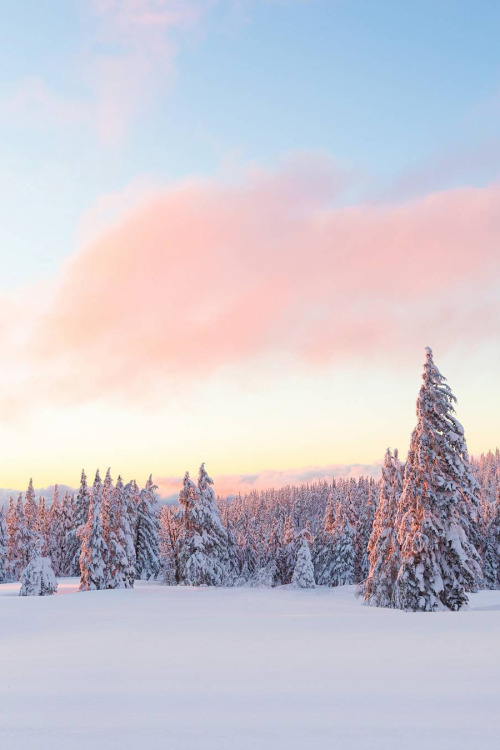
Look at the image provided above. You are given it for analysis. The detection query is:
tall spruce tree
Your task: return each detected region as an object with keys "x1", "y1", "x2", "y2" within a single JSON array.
[
  {"x1": 107, "y1": 476, "x2": 136, "y2": 589},
  {"x1": 394, "y1": 348, "x2": 482, "y2": 612},
  {"x1": 79, "y1": 470, "x2": 108, "y2": 591},
  {"x1": 177, "y1": 466, "x2": 229, "y2": 586},
  {"x1": 48, "y1": 485, "x2": 64, "y2": 576},
  {"x1": 66, "y1": 470, "x2": 91, "y2": 576},
  {"x1": 135, "y1": 475, "x2": 160, "y2": 580},
  {"x1": 60, "y1": 492, "x2": 75, "y2": 576},
  {"x1": 24, "y1": 479, "x2": 38, "y2": 562},
  {"x1": 0, "y1": 508, "x2": 8, "y2": 583},
  {"x1": 483, "y1": 491, "x2": 500, "y2": 589},
  {"x1": 37, "y1": 497, "x2": 49, "y2": 556},
  {"x1": 6, "y1": 496, "x2": 24, "y2": 579},
  {"x1": 364, "y1": 448, "x2": 403, "y2": 607},
  {"x1": 15, "y1": 494, "x2": 29, "y2": 573},
  {"x1": 313, "y1": 489, "x2": 337, "y2": 585},
  {"x1": 330, "y1": 497, "x2": 356, "y2": 586},
  {"x1": 101, "y1": 468, "x2": 114, "y2": 546},
  {"x1": 357, "y1": 479, "x2": 377, "y2": 582},
  {"x1": 278, "y1": 515, "x2": 296, "y2": 584}
]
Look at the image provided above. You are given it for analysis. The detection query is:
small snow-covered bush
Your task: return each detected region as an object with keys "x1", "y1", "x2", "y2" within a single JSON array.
[
  {"x1": 292, "y1": 536, "x2": 315, "y2": 589},
  {"x1": 19, "y1": 541, "x2": 57, "y2": 597}
]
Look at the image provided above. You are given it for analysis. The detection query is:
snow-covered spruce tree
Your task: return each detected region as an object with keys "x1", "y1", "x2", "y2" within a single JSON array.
[
  {"x1": 364, "y1": 448, "x2": 403, "y2": 607},
  {"x1": 394, "y1": 348, "x2": 482, "y2": 612},
  {"x1": 292, "y1": 532, "x2": 316, "y2": 588},
  {"x1": 125, "y1": 479, "x2": 140, "y2": 536},
  {"x1": 118, "y1": 477, "x2": 138, "y2": 589},
  {"x1": 280, "y1": 515, "x2": 296, "y2": 577},
  {"x1": 19, "y1": 538, "x2": 57, "y2": 597},
  {"x1": 37, "y1": 497, "x2": 49, "y2": 555},
  {"x1": 107, "y1": 476, "x2": 136, "y2": 589},
  {"x1": 24, "y1": 479, "x2": 39, "y2": 563},
  {"x1": 6, "y1": 496, "x2": 24, "y2": 579},
  {"x1": 264, "y1": 516, "x2": 282, "y2": 585},
  {"x1": 236, "y1": 530, "x2": 257, "y2": 583},
  {"x1": 123, "y1": 480, "x2": 140, "y2": 573},
  {"x1": 65, "y1": 470, "x2": 91, "y2": 576},
  {"x1": 158, "y1": 504, "x2": 180, "y2": 585},
  {"x1": 224, "y1": 517, "x2": 241, "y2": 585},
  {"x1": 101, "y1": 468, "x2": 114, "y2": 546},
  {"x1": 79, "y1": 470, "x2": 108, "y2": 591},
  {"x1": 48, "y1": 485, "x2": 65, "y2": 576},
  {"x1": 483, "y1": 492, "x2": 500, "y2": 589},
  {"x1": 135, "y1": 475, "x2": 160, "y2": 580},
  {"x1": 59, "y1": 492, "x2": 76, "y2": 576},
  {"x1": 15, "y1": 494, "x2": 29, "y2": 572},
  {"x1": 177, "y1": 466, "x2": 230, "y2": 586},
  {"x1": 0, "y1": 508, "x2": 8, "y2": 583},
  {"x1": 330, "y1": 496, "x2": 356, "y2": 586},
  {"x1": 357, "y1": 479, "x2": 377, "y2": 582},
  {"x1": 106, "y1": 473, "x2": 124, "y2": 589},
  {"x1": 313, "y1": 489, "x2": 336, "y2": 585}
]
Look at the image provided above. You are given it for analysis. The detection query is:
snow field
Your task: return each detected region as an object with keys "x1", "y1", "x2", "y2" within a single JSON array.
[{"x1": 1, "y1": 581, "x2": 500, "y2": 750}]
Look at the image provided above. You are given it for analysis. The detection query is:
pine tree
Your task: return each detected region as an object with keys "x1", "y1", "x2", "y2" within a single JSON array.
[
  {"x1": 79, "y1": 470, "x2": 108, "y2": 591},
  {"x1": 6, "y1": 496, "x2": 23, "y2": 579},
  {"x1": 358, "y1": 479, "x2": 377, "y2": 582},
  {"x1": 177, "y1": 466, "x2": 229, "y2": 586},
  {"x1": 394, "y1": 348, "x2": 482, "y2": 612},
  {"x1": 101, "y1": 468, "x2": 114, "y2": 546},
  {"x1": 0, "y1": 508, "x2": 8, "y2": 583},
  {"x1": 19, "y1": 538, "x2": 58, "y2": 596},
  {"x1": 107, "y1": 476, "x2": 136, "y2": 589},
  {"x1": 364, "y1": 448, "x2": 403, "y2": 607},
  {"x1": 24, "y1": 479, "x2": 39, "y2": 562},
  {"x1": 197, "y1": 464, "x2": 230, "y2": 578},
  {"x1": 135, "y1": 475, "x2": 160, "y2": 580},
  {"x1": 37, "y1": 497, "x2": 49, "y2": 556},
  {"x1": 266, "y1": 516, "x2": 282, "y2": 585},
  {"x1": 15, "y1": 494, "x2": 29, "y2": 573},
  {"x1": 483, "y1": 491, "x2": 500, "y2": 589},
  {"x1": 123, "y1": 480, "x2": 140, "y2": 581},
  {"x1": 65, "y1": 470, "x2": 91, "y2": 576},
  {"x1": 224, "y1": 516, "x2": 240, "y2": 585},
  {"x1": 48, "y1": 485, "x2": 65, "y2": 576},
  {"x1": 60, "y1": 492, "x2": 75, "y2": 576},
  {"x1": 158, "y1": 505, "x2": 179, "y2": 585},
  {"x1": 292, "y1": 532, "x2": 316, "y2": 588},
  {"x1": 313, "y1": 489, "x2": 337, "y2": 585},
  {"x1": 330, "y1": 497, "x2": 356, "y2": 586},
  {"x1": 277, "y1": 515, "x2": 296, "y2": 584},
  {"x1": 106, "y1": 471, "x2": 122, "y2": 588},
  {"x1": 125, "y1": 479, "x2": 140, "y2": 537}
]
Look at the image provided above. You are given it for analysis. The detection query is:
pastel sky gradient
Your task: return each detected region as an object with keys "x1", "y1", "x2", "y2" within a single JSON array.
[{"x1": 0, "y1": 0, "x2": 499, "y2": 496}]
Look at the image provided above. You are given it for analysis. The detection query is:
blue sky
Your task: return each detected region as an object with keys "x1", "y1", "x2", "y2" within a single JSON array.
[{"x1": 1, "y1": 1, "x2": 500, "y2": 286}]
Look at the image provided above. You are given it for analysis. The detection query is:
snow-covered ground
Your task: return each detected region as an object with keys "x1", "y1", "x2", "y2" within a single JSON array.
[{"x1": 1, "y1": 581, "x2": 500, "y2": 750}]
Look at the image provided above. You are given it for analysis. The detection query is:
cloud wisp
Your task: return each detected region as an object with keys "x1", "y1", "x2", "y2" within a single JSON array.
[{"x1": 1, "y1": 0, "x2": 214, "y2": 144}]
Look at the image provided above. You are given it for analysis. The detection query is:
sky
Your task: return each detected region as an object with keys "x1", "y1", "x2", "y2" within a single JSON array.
[{"x1": 0, "y1": 0, "x2": 499, "y2": 498}]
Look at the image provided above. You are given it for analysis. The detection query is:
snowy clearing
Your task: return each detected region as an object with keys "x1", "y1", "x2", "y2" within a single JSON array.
[{"x1": 1, "y1": 581, "x2": 500, "y2": 750}]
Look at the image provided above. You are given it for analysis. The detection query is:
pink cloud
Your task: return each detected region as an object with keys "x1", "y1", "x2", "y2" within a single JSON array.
[{"x1": 1, "y1": 154, "x2": 499, "y2": 413}]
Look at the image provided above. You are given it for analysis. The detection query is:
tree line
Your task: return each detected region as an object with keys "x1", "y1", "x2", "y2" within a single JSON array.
[{"x1": 1, "y1": 348, "x2": 500, "y2": 609}]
